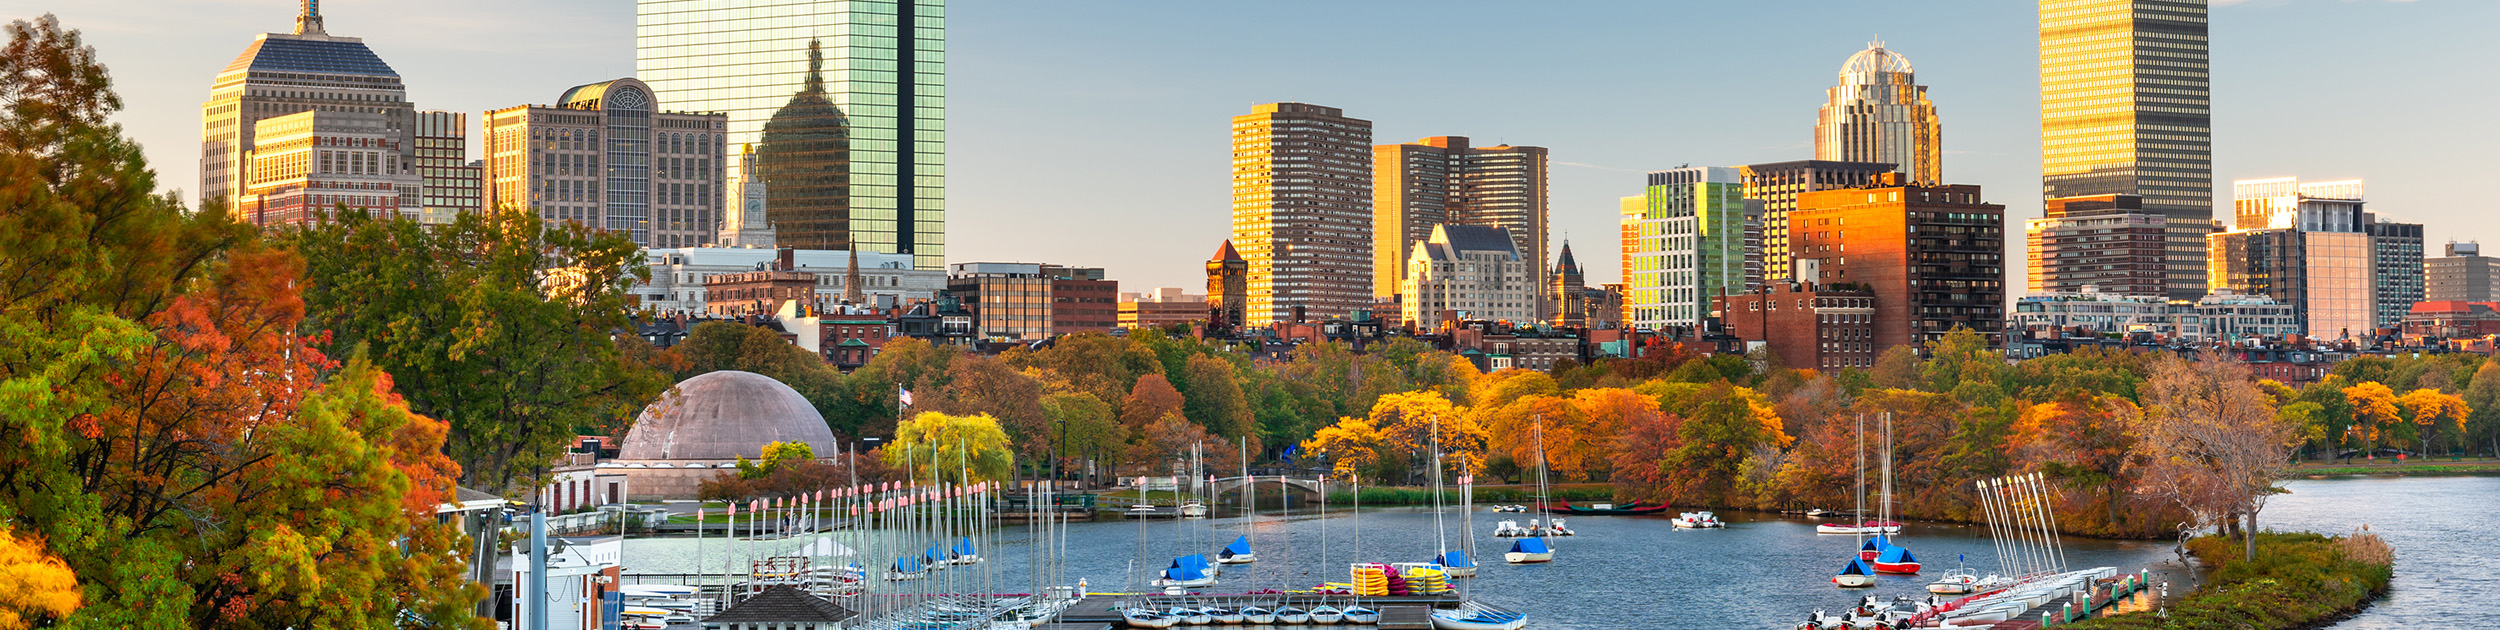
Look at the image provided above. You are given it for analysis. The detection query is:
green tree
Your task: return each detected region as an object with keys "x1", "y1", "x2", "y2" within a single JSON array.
[
  {"x1": 2465, "y1": 362, "x2": 2500, "y2": 456},
  {"x1": 1041, "y1": 392, "x2": 1125, "y2": 476},
  {"x1": 291, "y1": 206, "x2": 668, "y2": 493},
  {"x1": 1180, "y1": 354, "x2": 1254, "y2": 440}
]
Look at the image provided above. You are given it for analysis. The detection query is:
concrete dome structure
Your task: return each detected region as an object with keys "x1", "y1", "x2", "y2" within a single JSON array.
[{"x1": 620, "y1": 370, "x2": 839, "y2": 461}]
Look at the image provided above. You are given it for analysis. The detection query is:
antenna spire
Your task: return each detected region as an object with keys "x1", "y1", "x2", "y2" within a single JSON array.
[{"x1": 295, "y1": 0, "x2": 326, "y2": 35}]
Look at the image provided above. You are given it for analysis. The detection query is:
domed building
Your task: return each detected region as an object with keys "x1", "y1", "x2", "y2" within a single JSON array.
[
  {"x1": 609, "y1": 370, "x2": 842, "y2": 498},
  {"x1": 1814, "y1": 40, "x2": 1942, "y2": 185}
]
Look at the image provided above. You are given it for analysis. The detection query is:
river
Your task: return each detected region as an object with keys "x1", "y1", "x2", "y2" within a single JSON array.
[{"x1": 605, "y1": 477, "x2": 2486, "y2": 628}]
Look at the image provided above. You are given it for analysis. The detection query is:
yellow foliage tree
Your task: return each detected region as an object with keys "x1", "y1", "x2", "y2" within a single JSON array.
[
  {"x1": 1303, "y1": 416, "x2": 1389, "y2": 481},
  {"x1": 0, "y1": 529, "x2": 78, "y2": 630},
  {"x1": 2397, "y1": 388, "x2": 2469, "y2": 454},
  {"x1": 884, "y1": 412, "x2": 1016, "y2": 483},
  {"x1": 2342, "y1": 381, "x2": 2401, "y2": 451}
]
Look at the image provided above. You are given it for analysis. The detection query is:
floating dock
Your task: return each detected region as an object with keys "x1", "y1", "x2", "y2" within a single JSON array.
[{"x1": 1053, "y1": 593, "x2": 1462, "y2": 625}]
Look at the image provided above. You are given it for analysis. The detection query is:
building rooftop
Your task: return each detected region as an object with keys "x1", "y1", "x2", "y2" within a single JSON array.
[
  {"x1": 222, "y1": 34, "x2": 398, "y2": 78},
  {"x1": 1841, "y1": 41, "x2": 1914, "y2": 76}
]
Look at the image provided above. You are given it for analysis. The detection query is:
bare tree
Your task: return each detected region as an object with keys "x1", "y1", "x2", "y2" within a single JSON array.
[{"x1": 2131, "y1": 351, "x2": 2301, "y2": 561}]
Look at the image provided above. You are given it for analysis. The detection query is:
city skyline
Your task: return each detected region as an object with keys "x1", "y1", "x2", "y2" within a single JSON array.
[{"x1": 28, "y1": 0, "x2": 2497, "y2": 294}]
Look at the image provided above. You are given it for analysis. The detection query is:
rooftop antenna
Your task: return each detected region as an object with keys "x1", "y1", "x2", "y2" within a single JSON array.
[
  {"x1": 1870, "y1": 35, "x2": 1884, "y2": 49},
  {"x1": 295, "y1": 0, "x2": 326, "y2": 35}
]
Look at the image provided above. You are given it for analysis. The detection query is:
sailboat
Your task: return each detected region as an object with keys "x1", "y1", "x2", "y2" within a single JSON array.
[
  {"x1": 1151, "y1": 554, "x2": 1217, "y2": 587},
  {"x1": 1869, "y1": 413, "x2": 1922, "y2": 575},
  {"x1": 1832, "y1": 413, "x2": 1873, "y2": 588},
  {"x1": 1428, "y1": 417, "x2": 1479, "y2": 577},
  {"x1": 1428, "y1": 601, "x2": 1528, "y2": 630},
  {"x1": 1217, "y1": 535, "x2": 1255, "y2": 565},
  {"x1": 1506, "y1": 415, "x2": 1556, "y2": 564}
]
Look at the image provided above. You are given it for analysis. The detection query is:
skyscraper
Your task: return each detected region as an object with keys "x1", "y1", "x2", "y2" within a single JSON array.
[
  {"x1": 637, "y1": 0, "x2": 945, "y2": 269},
  {"x1": 1814, "y1": 41, "x2": 1941, "y2": 185},
  {"x1": 201, "y1": 0, "x2": 414, "y2": 212},
  {"x1": 2040, "y1": 0, "x2": 2213, "y2": 301},
  {"x1": 482, "y1": 78, "x2": 727, "y2": 248},
  {"x1": 2210, "y1": 176, "x2": 2412, "y2": 337},
  {"x1": 1372, "y1": 137, "x2": 1549, "y2": 311},
  {"x1": 1621, "y1": 167, "x2": 1749, "y2": 332},
  {"x1": 1231, "y1": 103, "x2": 1373, "y2": 326},
  {"x1": 235, "y1": 111, "x2": 420, "y2": 226}
]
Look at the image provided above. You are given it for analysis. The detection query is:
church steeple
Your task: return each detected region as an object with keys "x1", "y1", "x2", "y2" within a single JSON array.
[
  {"x1": 843, "y1": 247, "x2": 866, "y2": 306},
  {"x1": 295, "y1": 0, "x2": 326, "y2": 36}
]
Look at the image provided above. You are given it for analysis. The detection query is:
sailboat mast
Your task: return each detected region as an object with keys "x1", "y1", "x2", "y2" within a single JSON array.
[
  {"x1": 1431, "y1": 414, "x2": 1448, "y2": 560},
  {"x1": 1854, "y1": 413, "x2": 1865, "y2": 548},
  {"x1": 1882, "y1": 412, "x2": 1893, "y2": 529}
]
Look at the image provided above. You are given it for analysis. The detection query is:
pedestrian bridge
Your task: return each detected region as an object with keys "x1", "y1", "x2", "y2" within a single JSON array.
[{"x1": 1206, "y1": 475, "x2": 1330, "y2": 508}]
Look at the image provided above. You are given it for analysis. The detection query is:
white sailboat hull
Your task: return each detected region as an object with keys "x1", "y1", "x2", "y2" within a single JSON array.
[{"x1": 1503, "y1": 551, "x2": 1552, "y2": 564}]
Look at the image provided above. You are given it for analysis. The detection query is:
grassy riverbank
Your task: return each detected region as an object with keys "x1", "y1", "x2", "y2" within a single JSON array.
[
  {"x1": 2062, "y1": 531, "x2": 2393, "y2": 630},
  {"x1": 2295, "y1": 457, "x2": 2500, "y2": 477}
]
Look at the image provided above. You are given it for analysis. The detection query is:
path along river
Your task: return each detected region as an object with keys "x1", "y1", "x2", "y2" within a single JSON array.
[{"x1": 610, "y1": 476, "x2": 2489, "y2": 629}]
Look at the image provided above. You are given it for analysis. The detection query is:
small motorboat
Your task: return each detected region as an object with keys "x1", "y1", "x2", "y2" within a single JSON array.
[
  {"x1": 1671, "y1": 511, "x2": 1725, "y2": 529},
  {"x1": 1240, "y1": 605, "x2": 1277, "y2": 625},
  {"x1": 1217, "y1": 535, "x2": 1256, "y2": 564},
  {"x1": 1436, "y1": 549, "x2": 1478, "y2": 578},
  {"x1": 1343, "y1": 605, "x2": 1379, "y2": 624},
  {"x1": 1428, "y1": 602, "x2": 1526, "y2": 630},
  {"x1": 1208, "y1": 607, "x2": 1244, "y2": 624},
  {"x1": 1179, "y1": 502, "x2": 1209, "y2": 518},
  {"x1": 1833, "y1": 558, "x2": 1876, "y2": 588},
  {"x1": 1122, "y1": 608, "x2": 1176, "y2": 629},
  {"x1": 1503, "y1": 537, "x2": 1553, "y2": 564},
  {"x1": 1171, "y1": 606, "x2": 1211, "y2": 626},
  {"x1": 1546, "y1": 518, "x2": 1575, "y2": 536},
  {"x1": 1275, "y1": 605, "x2": 1311, "y2": 625},
  {"x1": 1490, "y1": 504, "x2": 1527, "y2": 513},
  {"x1": 1926, "y1": 568, "x2": 1979, "y2": 595},
  {"x1": 1538, "y1": 499, "x2": 1673, "y2": 516},
  {"x1": 1309, "y1": 605, "x2": 1345, "y2": 625},
  {"x1": 1816, "y1": 522, "x2": 1862, "y2": 535},
  {"x1": 1492, "y1": 520, "x2": 1529, "y2": 538}
]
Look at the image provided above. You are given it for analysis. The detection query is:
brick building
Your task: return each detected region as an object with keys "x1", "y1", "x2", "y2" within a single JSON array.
[
  {"x1": 1714, "y1": 281, "x2": 1877, "y2": 370},
  {"x1": 704, "y1": 249, "x2": 817, "y2": 316},
  {"x1": 1791, "y1": 174, "x2": 2007, "y2": 351},
  {"x1": 2027, "y1": 194, "x2": 2169, "y2": 296},
  {"x1": 948, "y1": 262, "x2": 1118, "y2": 341},
  {"x1": 2404, "y1": 301, "x2": 2500, "y2": 340}
]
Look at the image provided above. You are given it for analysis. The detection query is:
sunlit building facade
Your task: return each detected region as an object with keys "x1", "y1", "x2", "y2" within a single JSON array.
[
  {"x1": 1231, "y1": 103, "x2": 1374, "y2": 326},
  {"x1": 1372, "y1": 137, "x2": 1549, "y2": 312},
  {"x1": 1621, "y1": 167, "x2": 1751, "y2": 332},
  {"x1": 2040, "y1": 0, "x2": 2212, "y2": 301},
  {"x1": 2026, "y1": 194, "x2": 2169, "y2": 297},
  {"x1": 637, "y1": 0, "x2": 945, "y2": 268},
  {"x1": 1792, "y1": 177, "x2": 2008, "y2": 350},
  {"x1": 235, "y1": 110, "x2": 421, "y2": 227},
  {"x1": 2208, "y1": 229, "x2": 2373, "y2": 340},
  {"x1": 1741, "y1": 160, "x2": 1893, "y2": 283},
  {"x1": 1814, "y1": 41, "x2": 1940, "y2": 185},
  {"x1": 1401, "y1": 224, "x2": 1536, "y2": 327},
  {"x1": 201, "y1": 1, "x2": 414, "y2": 213},
  {"x1": 2427, "y1": 242, "x2": 2500, "y2": 303}
]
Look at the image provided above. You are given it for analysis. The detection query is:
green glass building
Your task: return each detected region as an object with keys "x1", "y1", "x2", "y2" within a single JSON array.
[
  {"x1": 1621, "y1": 166, "x2": 1752, "y2": 331},
  {"x1": 637, "y1": 0, "x2": 944, "y2": 269}
]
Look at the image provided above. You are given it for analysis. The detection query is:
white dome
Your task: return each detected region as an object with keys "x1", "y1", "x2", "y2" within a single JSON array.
[
  {"x1": 1842, "y1": 42, "x2": 1913, "y2": 77},
  {"x1": 620, "y1": 370, "x2": 840, "y2": 461}
]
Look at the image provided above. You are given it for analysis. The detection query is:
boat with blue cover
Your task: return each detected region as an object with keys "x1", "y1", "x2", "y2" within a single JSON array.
[
  {"x1": 1428, "y1": 602, "x2": 1526, "y2": 630},
  {"x1": 1502, "y1": 537, "x2": 1551, "y2": 564},
  {"x1": 1216, "y1": 535, "x2": 1255, "y2": 565}
]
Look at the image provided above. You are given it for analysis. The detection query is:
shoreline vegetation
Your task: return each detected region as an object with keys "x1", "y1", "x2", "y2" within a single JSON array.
[
  {"x1": 2062, "y1": 531, "x2": 2393, "y2": 630},
  {"x1": 2294, "y1": 457, "x2": 2500, "y2": 477}
]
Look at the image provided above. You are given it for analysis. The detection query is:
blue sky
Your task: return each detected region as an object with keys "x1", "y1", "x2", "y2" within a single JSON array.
[{"x1": 14, "y1": 0, "x2": 2496, "y2": 292}]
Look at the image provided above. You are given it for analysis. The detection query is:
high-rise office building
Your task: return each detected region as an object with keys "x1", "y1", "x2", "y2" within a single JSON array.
[
  {"x1": 2026, "y1": 194, "x2": 2169, "y2": 297},
  {"x1": 1791, "y1": 175, "x2": 2008, "y2": 350},
  {"x1": 1231, "y1": 103, "x2": 1373, "y2": 326},
  {"x1": 2208, "y1": 229, "x2": 2373, "y2": 339},
  {"x1": 637, "y1": 0, "x2": 945, "y2": 269},
  {"x1": 414, "y1": 111, "x2": 480, "y2": 223},
  {"x1": 1740, "y1": 160, "x2": 1894, "y2": 283},
  {"x1": 2427, "y1": 242, "x2": 2500, "y2": 303},
  {"x1": 483, "y1": 78, "x2": 727, "y2": 249},
  {"x1": 1621, "y1": 167, "x2": 1751, "y2": 331},
  {"x1": 1372, "y1": 137, "x2": 1549, "y2": 310},
  {"x1": 201, "y1": 1, "x2": 415, "y2": 213},
  {"x1": 2222, "y1": 177, "x2": 2420, "y2": 333},
  {"x1": 2366, "y1": 220, "x2": 2424, "y2": 331},
  {"x1": 1401, "y1": 224, "x2": 1536, "y2": 327},
  {"x1": 2040, "y1": 0, "x2": 2212, "y2": 301},
  {"x1": 1814, "y1": 41, "x2": 1941, "y2": 185},
  {"x1": 946, "y1": 263, "x2": 1117, "y2": 341},
  {"x1": 235, "y1": 111, "x2": 422, "y2": 227}
]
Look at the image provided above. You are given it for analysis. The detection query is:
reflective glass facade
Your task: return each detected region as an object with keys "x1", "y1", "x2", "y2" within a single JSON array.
[
  {"x1": 638, "y1": 0, "x2": 945, "y2": 269},
  {"x1": 2040, "y1": 0, "x2": 2211, "y2": 301},
  {"x1": 1621, "y1": 167, "x2": 1748, "y2": 331}
]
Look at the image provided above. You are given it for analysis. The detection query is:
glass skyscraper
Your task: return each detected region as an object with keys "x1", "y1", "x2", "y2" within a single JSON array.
[
  {"x1": 638, "y1": 0, "x2": 945, "y2": 269},
  {"x1": 1620, "y1": 166, "x2": 1749, "y2": 332},
  {"x1": 2040, "y1": 0, "x2": 2212, "y2": 301},
  {"x1": 1814, "y1": 41, "x2": 1940, "y2": 185}
]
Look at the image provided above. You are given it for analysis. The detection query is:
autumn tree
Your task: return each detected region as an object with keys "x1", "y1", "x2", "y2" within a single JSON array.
[
  {"x1": 0, "y1": 17, "x2": 483, "y2": 627},
  {"x1": 2019, "y1": 394, "x2": 2143, "y2": 531},
  {"x1": 0, "y1": 529, "x2": 77, "y2": 630},
  {"x1": 1042, "y1": 392, "x2": 1126, "y2": 477},
  {"x1": 924, "y1": 355, "x2": 1049, "y2": 467},
  {"x1": 1130, "y1": 413, "x2": 1222, "y2": 475},
  {"x1": 2395, "y1": 388, "x2": 2469, "y2": 455},
  {"x1": 2342, "y1": 381, "x2": 2401, "y2": 456},
  {"x1": 1121, "y1": 373, "x2": 1187, "y2": 433},
  {"x1": 884, "y1": 412, "x2": 1014, "y2": 483},
  {"x1": 1616, "y1": 382, "x2": 1791, "y2": 506},
  {"x1": 2134, "y1": 352, "x2": 2299, "y2": 560}
]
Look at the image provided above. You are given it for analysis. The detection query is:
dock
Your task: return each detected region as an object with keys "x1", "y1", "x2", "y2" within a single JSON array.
[{"x1": 1054, "y1": 593, "x2": 1463, "y2": 624}]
